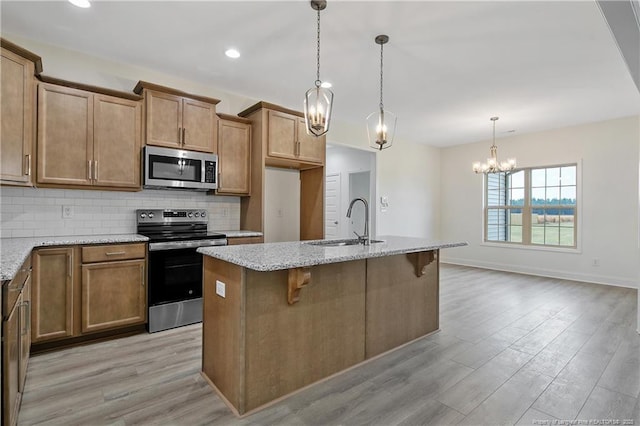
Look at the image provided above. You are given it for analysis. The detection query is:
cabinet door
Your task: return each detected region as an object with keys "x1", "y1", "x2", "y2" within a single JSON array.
[
  {"x1": 2, "y1": 294, "x2": 21, "y2": 426},
  {"x1": 297, "y1": 118, "x2": 325, "y2": 164},
  {"x1": 37, "y1": 84, "x2": 93, "y2": 186},
  {"x1": 1, "y1": 48, "x2": 34, "y2": 186},
  {"x1": 32, "y1": 247, "x2": 75, "y2": 342},
  {"x1": 267, "y1": 110, "x2": 297, "y2": 160},
  {"x1": 81, "y1": 259, "x2": 146, "y2": 334},
  {"x1": 182, "y1": 98, "x2": 216, "y2": 153},
  {"x1": 145, "y1": 90, "x2": 182, "y2": 148},
  {"x1": 19, "y1": 274, "x2": 30, "y2": 392},
  {"x1": 217, "y1": 119, "x2": 251, "y2": 195},
  {"x1": 93, "y1": 95, "x2": 142, "y2": 188}
]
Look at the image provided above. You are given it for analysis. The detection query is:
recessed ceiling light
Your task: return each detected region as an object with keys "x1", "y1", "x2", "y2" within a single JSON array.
[
  {"x1": 321, "y1": 81, "x2": 332, "y2": 88},
  {"x1": 68, "y1": 0, "x2": 91, "y2": 8},
  {"x1": 225, "y1": 48, "x2": 240, "y2": 59}
]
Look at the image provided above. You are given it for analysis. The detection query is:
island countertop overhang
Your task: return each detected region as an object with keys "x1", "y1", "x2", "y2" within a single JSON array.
[{"x1": 197, "y1": 235, "x2": 467, "y2": 272}]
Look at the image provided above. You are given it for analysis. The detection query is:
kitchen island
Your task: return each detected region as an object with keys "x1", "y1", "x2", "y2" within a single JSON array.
[{"x1": 197, "y1": 236, "x2": 466, "y2": 415}]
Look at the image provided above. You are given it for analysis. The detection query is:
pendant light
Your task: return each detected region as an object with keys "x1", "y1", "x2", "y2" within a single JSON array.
[
  {"x1": 367, "y1": 35, "x2": 397, "y2": 151},
  {"x1": 304, "y1": 0, "x2": 333, "y2": 137},
  {"x1": 472, "y1": 117, "x2": 517, "y2": 173}
]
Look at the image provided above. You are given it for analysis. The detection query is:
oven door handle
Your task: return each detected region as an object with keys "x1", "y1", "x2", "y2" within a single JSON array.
[{"x1": 148, "y1": 239, "x2": 228, "y2": 251}]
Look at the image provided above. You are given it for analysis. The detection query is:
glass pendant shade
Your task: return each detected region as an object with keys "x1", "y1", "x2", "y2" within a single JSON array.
[
  {"x1": 304, "y1": 84, "x2": 333, "y2": 136},
  {"x1": 366, "y1": 107, "x2": 397, "y2": 150},
  {"x1": 304, "y1": 0, "x2": 333, "y2": 137}
]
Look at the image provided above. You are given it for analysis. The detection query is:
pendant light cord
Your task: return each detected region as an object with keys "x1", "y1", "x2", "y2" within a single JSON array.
[
  {"x1": 315, "y1": 7, "x2": 321, "y2": 87},
  {"x1": 379, "y1": 41, "x2": 384, "y2": 109}
]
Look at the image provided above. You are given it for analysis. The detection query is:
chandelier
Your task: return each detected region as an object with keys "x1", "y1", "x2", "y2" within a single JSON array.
[
  {"x1": 304, "y1": 0, "x2": 333, "y2": 137},
  {"x1": 472, "y1": 117, "x2": 516, "y2": 173},
  {"x1": 366, "y1": 35, "x2": 396, "y2": 151}
]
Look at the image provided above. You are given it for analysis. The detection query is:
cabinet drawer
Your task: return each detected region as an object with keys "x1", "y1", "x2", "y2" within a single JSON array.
[
  {"x1": 2, "y1": 255, "x2": 31, "y2": 318},
  {"x1": 82, "y1": 243, "x2": 146, "y2": 263}
]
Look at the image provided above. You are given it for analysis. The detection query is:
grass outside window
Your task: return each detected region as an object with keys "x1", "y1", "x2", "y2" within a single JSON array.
[{"x1": 484, "y1": 164, "x2": 577, "y2": 248}]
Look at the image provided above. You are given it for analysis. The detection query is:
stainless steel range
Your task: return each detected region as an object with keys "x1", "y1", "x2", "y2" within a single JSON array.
[{"x1": 137, "y1": 209, "x2": 227, "y2": 333}]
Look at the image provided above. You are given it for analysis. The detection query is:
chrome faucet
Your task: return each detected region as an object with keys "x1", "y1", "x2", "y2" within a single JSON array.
[{"x1": 346, "y1": 198, "x2": 370, "y2": 245}]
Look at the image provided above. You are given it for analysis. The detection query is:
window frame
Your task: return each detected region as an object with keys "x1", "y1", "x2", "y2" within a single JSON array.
[{"x1": 482, "y1": 162, "x2": 580, "y2": 251}]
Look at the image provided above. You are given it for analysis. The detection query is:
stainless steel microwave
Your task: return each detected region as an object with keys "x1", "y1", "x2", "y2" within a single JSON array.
[{"x1": 143, "y1": 146, "x2": 217, "y2": 191}]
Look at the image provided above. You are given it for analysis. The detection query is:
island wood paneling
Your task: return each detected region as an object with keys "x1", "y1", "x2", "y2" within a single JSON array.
[
  {"x1": 365, "y1": 251, "x2": 439, "y2": 358},
  {"x1": 202, "y1": 257, "x2": 245, "y2": 412},
  {"x1": 243, "y1": 260, "x2": 366, "y2": 412}
]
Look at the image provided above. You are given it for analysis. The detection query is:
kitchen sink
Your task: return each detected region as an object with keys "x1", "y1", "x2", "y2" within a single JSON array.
[{"x1": 307, "y1": 239, "x2": 385, "y2": 247}]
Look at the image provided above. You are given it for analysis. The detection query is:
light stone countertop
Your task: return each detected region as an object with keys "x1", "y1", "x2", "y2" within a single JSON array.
[
  {"x1": 1, "y1": 234, "x2": 149, "y2": 281},
  {"x1": 198, "y1": 235, "x2": 467, "y2": 272},
  {"x1": 216, "y1": 230, "x2": 263, "y2": 238}
]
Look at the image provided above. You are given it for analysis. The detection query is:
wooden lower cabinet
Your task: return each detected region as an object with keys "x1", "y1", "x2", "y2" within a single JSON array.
[
  {"x1": 2, "y1": 255, "x2": 31, "y2": 426},
  {"x1": 31, "y1": 247, "x2": 75, "y2": 343},
  {"x1": 31, "y1": 243, "x2": 147, "y2": 347},
  {"x1": 81, "y1": 259, "x2": 146, "y2": 333}
]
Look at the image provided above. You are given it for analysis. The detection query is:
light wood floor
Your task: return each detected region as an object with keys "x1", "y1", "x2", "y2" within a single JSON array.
[{"x1": 19, "y1": 264, "x2": 639, "y2": 425}]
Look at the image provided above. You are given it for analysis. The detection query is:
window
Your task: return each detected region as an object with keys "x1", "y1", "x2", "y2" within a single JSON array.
[{"x1": 484, "y1": 165, "x2": 577, "y2": 248}]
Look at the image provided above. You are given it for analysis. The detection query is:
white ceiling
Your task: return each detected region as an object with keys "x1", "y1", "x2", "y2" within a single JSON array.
[{"x1": 2, "y1": 0, "x2": 639, "y2": 147}]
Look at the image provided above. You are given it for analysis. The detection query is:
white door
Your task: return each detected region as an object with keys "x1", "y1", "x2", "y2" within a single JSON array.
[{"x1": 325, "y1": 173, "x2": 341, "y2": 238}]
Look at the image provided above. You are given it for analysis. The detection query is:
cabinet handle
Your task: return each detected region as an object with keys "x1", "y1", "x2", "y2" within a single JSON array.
[
  {"x1": 24, "y1": 154, "x2": 31, "y2": 176},
  {"x1": 67, "y1": 254, "x2": 72, "y2": 278},
  {"x1": 218, "y1": 171, "x2": 221, "y2": 189},
  {"x1": 88, "y1": 160, "x2": 93, "y2": 181},
  {"x1": 105, "y1": 251, "x2": 126, "y2": 256},
  {"x1": 94, "y1": 160, "x2": 98, "y2": 181},
  {"x1": 178, "y1": 127, "x2": 182, "y2": 145},
  {"x1": 182, "y1": 128, "x2": 186, "y2": 145},
  {"x1": 20, "y1": 301, "x2": 30, "y2": 336}
]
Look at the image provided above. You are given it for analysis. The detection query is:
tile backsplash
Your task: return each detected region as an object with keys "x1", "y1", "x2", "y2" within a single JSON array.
[{"x1": 0, "y1": 187, "x2": 240, "y2": 239}]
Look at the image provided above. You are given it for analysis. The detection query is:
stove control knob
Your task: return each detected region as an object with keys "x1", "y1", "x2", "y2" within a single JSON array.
[
  {"x1": 140, "y1": 213, "x2": 146, "y2": 219},
  {"x1": 201, "y1": 211, "x2": 207, "y2": 218},
  {"x1": 188, "y1": 212, "x2": 193, "y2": 218},
  {"x1": 148, "y1": 212, "x2": 154, "y2": 219},
  {"x1": 194, "y1": 212, "x2": 200, "y2": 218}
]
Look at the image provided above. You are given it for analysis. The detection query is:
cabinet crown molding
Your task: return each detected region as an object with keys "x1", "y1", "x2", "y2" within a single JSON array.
[
  {"x1": 38, "y1": 75, "x2": 142, "y2": 101},
  {"x1": 1, "y1": 38, "x2": 43, "y2": 74},
  {"x1": 134, "y1": 80, "x2": 221, "y2": 105},
  {"x1": 238, "y1": 101, "x2": 304, "y2": 119}
]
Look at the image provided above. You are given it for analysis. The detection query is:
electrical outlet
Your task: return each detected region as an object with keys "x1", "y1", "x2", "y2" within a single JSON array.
[
  {"x1": 591, "y1": 258, "x2": 600, "y2": 267},
  {"x1": 216, "y1": 280, "x2": 226, "y2": 298},
  {"x1": 222, "y1": 208, "x2": 228, "y2": 217},
  {"x1": 62, "y1": 205, "x2": 74, "y2": 218},
  {"x1": 277, "y1": 208, "x2": 283, "y2": 218}
]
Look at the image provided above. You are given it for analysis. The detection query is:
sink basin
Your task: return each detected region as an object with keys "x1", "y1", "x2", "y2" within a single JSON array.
[{"x1": 307, "y1": 239, "x2": 384, "y2": 247}]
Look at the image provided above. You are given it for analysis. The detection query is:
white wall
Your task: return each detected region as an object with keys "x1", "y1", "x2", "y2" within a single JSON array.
[
  {"x1": 328, "y1": 121, "x2": 442, "y2": 240},
  {"x1": 263, "y1": 167, "x2": 300, "y2": 243},
  {"x1": 440, "y1": 116, "x2": 640, "y2": 288},
  {"x1": 326, "y1": 144, "x2": 376, "y2": 238},
  {"x1": 0, "y1": 187, "x2": 239, "y2": 238}
]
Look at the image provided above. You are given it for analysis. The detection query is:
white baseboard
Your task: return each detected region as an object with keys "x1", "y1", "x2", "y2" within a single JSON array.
[{"x1": 441, "y1": 256, "x2": 639, "y2": 289}]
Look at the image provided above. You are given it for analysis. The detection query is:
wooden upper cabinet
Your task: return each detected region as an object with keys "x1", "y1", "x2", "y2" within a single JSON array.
[
  {"x1": 267, "y1": 110, "x2": 298, "y2": 160},
  {"x1": 37, "y1": 81, "x2": 142, "y2": 190},
  {"x1": 183, "y1": 98, "x2": 216, "y2": 152},
  {"x1": 145, "y1": 90, "x2": 182, "y2": 148},
  {"x1": 134, "y1": 82, "x2": 220, "y2": 153},
  {"x1": 1, "y1": 42, "x2": 41, "y2": 187},
  {"x1": 217, "y1": 115, "x2": 251, "y2": 195},
  {"x1": 37, "y1": 84, "x2": 93, "y2": 186},
  {"x1": 93, "y1": 95, "x2": 142, "y2": 188},
  {"x1": 297, "y1": 118, "x2": 325, "y2": 164},
  {"x1": 240, "y1": 103, "x2": 325, "y2": 167}
]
